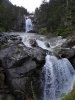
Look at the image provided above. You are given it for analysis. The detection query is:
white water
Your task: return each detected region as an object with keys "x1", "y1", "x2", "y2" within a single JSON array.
[
  {"x1": 25, "y1": 17, "x2": 33, "y2": 32},
  {"x1": 42, "y1": 55, "x2": 75, "y2": 100},
  {"x1": 19, "y1": 33, "x2": 66, "y2": 53},
  {"x1": 36, "y1": 36, "x2": 66, "y2": 50},
  {"x1": 12, "y1": 33, "x2": 75, "y2": 100},
  {"x1": 19, "y1": 33, "x2": 75, "y2": 100}
]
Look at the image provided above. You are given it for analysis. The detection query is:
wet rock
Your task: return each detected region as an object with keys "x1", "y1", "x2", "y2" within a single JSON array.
[
  {"x1": 62, "y1": 38, "x2": 75, "y2": 48},
  {"x1": 29, "y1": 39, "x2": 38, "y2": 47},
  {"x1": 0, "y1": 94, "x2": 15, "y2": 100},
  {"x1": 54, "y1": 47, "x2": 75, "y2": 58},
  {"x1": 45, "y1": 42, "x2": 50, "y2": 48},
  {"x1": 0, "y1": 33, "x2": 45, "y2": 100},
  {"x1": 53, "y1": 36, "x2": 75, "y2": 59}
]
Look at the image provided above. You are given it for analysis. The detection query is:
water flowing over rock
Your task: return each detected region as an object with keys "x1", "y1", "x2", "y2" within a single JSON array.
[
  {"x1": 42, "y1": 55, "x2": 75, "y2": 100},
  {"x1": 0, "y1": 32, "x2": 75, "y2": 100}
]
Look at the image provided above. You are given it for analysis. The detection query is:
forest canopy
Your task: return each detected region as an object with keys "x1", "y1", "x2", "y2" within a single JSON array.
[
  {"x1": 0, "y1": 0, "x2": 28, "y2": 32},
  {"x1": 34, "y1": 0, "x2": 75, "y2": 36}
]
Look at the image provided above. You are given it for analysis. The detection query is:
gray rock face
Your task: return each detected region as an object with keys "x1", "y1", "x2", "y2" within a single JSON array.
[
  {"x1": 54, "y1": 47, "x2": 75, "y2": 59},
  {"x1": 62, "y1": 37, "x2": 75, "y2": 48},
  {"x1": 0, "y1": 33, "x2": 45, "y2": 100}
]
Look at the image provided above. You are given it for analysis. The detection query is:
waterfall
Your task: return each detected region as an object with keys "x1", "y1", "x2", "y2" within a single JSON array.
[
  {"x1": 42, "y1": 55, "x2": 75, "y2": 100},
  {"x1": 25, "y1": 16, "x2": 33, "y2": 33},
  {"x1": 19, "y1": 33, "x2": 75, "y2": 100}
]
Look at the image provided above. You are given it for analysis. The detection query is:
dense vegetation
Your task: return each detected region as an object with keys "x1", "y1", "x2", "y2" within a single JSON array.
[
  {"x1": 0, "y1": 0, "x2": 28, "y2": 32},
  {"x1": 34, "y1": 0, "x2": 75, "y2": 36},
  {"x1": 0, "y1": 0, "x2": 75, "y2": 36},
  {"x1": 62, "y1": 89, "x2": 75, "y2": 100}
]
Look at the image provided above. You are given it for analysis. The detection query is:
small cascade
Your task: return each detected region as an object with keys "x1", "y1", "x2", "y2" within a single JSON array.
[{"x1": 42, "y1": 55, "x2": 75, "y2": 100}]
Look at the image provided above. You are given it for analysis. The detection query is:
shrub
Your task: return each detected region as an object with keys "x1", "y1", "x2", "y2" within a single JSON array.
[
  {"x1": 39, "y1": 27, "x2": 48, "y2": 35},
  {"x1": 0, "y1": 27, "x2": 5, "y2": 32},
  {"x1": 55, "y1": 26, "x2": 74, "y2": 37},
  {"x1": 62, "y1": 82, "x2": 75, "y2": 100},
  {"x1": 62, "y1": 89, "x2": 75, "y2": 100}
]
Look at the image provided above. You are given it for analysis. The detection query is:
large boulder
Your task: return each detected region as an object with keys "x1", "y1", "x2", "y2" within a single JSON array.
[
  {"x1": 54, "y1": 47, "x2": 75, "y2": 58},
  {"x1": 0, "y1": 33, "x2": 45, "y2": 100},
  {"x1": 53, "y1": 36, "x2": 75, "y2": 59},
  {"x1": 62, "y1": 37, "x2": 75, "y2": 48}
]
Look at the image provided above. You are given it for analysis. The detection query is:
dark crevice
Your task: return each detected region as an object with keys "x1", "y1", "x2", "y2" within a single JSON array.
[
  {"x1": 12, "y1": 57, "x2": 29, "y2": 67},
  {"x1": 69, "y1": 56, "x2": 75, "y2": 69},
  {"x1": 0, "y1": 60, "x2": 2, "y2": 67}
]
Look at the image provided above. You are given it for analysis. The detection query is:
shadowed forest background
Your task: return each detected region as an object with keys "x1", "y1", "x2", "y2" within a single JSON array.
[
  {"x1": 0, "y1": 0, "x2": 75, "y2": 37},
  {"x1": 0, "y1": 0, "x2": 28, "y2": 32},
  {"x1": 34, "y1": 0, "x2": 75, "y2": 36}
]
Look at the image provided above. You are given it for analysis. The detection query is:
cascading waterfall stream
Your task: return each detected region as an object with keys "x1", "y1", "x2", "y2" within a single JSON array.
[
  {"x1": 20, "y1": 33, "x2": 75, "y2": 100},
  {"x1": 42, "y1": 55, "x2": 75, "y2": 100}
]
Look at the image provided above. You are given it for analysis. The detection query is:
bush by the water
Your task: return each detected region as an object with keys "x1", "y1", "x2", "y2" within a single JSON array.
[
  {"x1": 62, "y1": 89, "x2": 75, "y2": 100},
  {"x1": 62, "y1": 82, "x2": 75, "y2": 100},
  {"x1": 0, "y1": 27, "x2": 5, "y2": 32},
  {"x1": 55, "y1": 27, "x2": 74, "y2": 37},
  {"x1": 39, "y1": 27, "x2": 48, "y2": 35}
]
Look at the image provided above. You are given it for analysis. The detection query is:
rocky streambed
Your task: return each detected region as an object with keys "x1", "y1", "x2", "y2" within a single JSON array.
[{"x1": 0, "y1": 32, "x2": 75, "y2": 100}]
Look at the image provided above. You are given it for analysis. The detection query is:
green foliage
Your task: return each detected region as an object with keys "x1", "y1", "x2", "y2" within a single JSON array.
[
  {"x1": 39, "y1": 27, "x2": 48, "y2": 35},
  {"x1": 0, "y1": 27, "x2": 5, "y2": 32},
  {"x1": 72, "y1": 82, "x2": 75, "y2": 89},
  {"x1": 0, "y1": 0, "x2": 28, "y2": 32},
  {"x1": 62, "y1": 82, "x2": 75, "y2": 100},
  {"x1": 34, "y1": 0, "x2": 75, "y2": 36},
  {"x1": 62, "y1": 89, "x2": 75, "y2": 100},
  {"x1": 55, "y1": 27, "x2": 72, "y2": 37}
]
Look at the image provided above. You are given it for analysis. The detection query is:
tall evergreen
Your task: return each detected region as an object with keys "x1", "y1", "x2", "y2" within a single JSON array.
[
  {"x1": 34, "y1": 0, "x2": 75, "y2": 36},
  {"x1": 0, "y1": 0, "x2": 28, "y2": 32}
]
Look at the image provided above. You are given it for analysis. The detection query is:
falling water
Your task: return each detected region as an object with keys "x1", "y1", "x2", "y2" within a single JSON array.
[
  {"x1": 18, "y1": 33, "x2": 75, "y2": 100},
  {"x1": 42, "y1": 55, "x2": 75, "y2": 100},
  {"x1": 25, "y1": 17, "x2": 33, "y2": 33}
]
